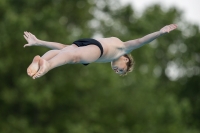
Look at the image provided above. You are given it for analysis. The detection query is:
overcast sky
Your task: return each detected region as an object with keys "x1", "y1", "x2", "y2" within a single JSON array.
[{"x1": 120, "y1": 0, "x2": 200, "y2": 27}]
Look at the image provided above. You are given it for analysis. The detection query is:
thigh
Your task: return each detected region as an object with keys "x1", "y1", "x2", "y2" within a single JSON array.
[
  {"x1": 42, "y1": 50, "x2": 60, "y2": 61},
  {"x1": 72, "y1": 45, "x2": 101, "y2": 64},
  {"x1": 61, "y1": 44, "x2": 78, "y2": 51}
]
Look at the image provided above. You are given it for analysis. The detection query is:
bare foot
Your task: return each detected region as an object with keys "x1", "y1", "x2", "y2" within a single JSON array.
[
  {"x1": 32, "y1": 58, "x2": 50, "y2": 79},
  {"x1": 27, "y1": 55, "x2": 40, "y2": 77}
]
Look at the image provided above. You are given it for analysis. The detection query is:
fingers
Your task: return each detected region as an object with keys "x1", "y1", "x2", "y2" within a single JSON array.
[
  {"x1": 24, "y1": 44, "x2": 30, "y2": 47},
  {"x1": 24, "y1": 31, "x2": 30, "y2": 37},
  {"x1": 29, "y1": 32, "x2": 35, "y2": 37},
  {"x1": 24, "y1": 31, "x2": 35, "y2": 38},
  {"x1": 23, "y1": 31, "x2": 34, "y2": 47},
  {"x1": 168, "y1": 24, "x2": 177, "y2": 32},
  {"x1": 172, "y1": 24, "x2": 178, "y2": 28},
  {"x1": 160, "y1": 24, "x2": 177, "y2": 34},
  {"x1": 23, "y1": 35, "x2": 28, "y2": 41},
  {"x1": 23, "y1": 31, "x2": 29, "y2": 41},
  {"x1": 162, "y1": 24, "x2": 177, "y2": 33},
  {"x1": 169, "y1": 24, "x2": 177, "y2": 30}
]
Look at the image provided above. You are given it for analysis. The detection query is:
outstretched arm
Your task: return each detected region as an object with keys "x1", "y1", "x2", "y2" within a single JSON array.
[
  {"x1": 23, "y1": 31, "x2": 68, "y2": 50},
  {"x1": 124, "y1": 24, "x2": 177, "y2": 53}
]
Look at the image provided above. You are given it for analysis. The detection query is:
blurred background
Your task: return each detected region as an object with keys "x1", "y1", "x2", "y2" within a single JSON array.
[{"x1": 0, "y1": 0, "x2": 200, "y2": 133}]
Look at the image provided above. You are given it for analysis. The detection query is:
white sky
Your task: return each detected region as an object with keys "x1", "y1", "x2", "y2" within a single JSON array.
[{"x1": 120, "y1": 0, "x2": 200, "y2": 27}]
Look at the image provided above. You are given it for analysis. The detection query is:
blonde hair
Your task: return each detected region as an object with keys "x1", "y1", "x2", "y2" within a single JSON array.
[{"x1": 120, "y1": 54, "x2": 134, "y2": 76}]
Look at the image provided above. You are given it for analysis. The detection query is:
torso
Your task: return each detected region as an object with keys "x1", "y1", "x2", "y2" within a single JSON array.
[{"x1": 94, "y1": 37, "x2": 126, "y2": 63}]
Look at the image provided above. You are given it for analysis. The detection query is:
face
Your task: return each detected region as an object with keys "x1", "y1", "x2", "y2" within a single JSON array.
[{"x1": 111, "y1": 56, "x2": 129, "y2": 75}]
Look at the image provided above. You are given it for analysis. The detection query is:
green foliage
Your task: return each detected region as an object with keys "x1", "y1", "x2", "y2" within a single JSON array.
[{"x1": 0, "y1": 0, "x2": 200, "y2": 133}]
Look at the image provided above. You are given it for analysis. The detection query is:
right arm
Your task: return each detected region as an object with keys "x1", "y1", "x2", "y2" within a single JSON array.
[
  {"x1": 124, "y1": 24, "x2": 177, "y2": 53},
  {"x1": 23, "y1": 31, "x2": 68, "y2": 50}
]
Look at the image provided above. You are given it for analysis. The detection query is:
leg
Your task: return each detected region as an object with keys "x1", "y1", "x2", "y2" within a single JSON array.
[
  {"x1": 27, "y1": 50, "x2": 60, "y2": 77},
  {"x1": 42, "y1": 50, "x2": 60, "y2": 61},
  {"x1": 27, "y1": 45, "x2": 78, "y2": 77},
  {"x1": 42, "y1": 45, "x2": 78, "y2": 60},
  {"x1": 32, "y1": 45, "x2": 101, "y2": 79}
]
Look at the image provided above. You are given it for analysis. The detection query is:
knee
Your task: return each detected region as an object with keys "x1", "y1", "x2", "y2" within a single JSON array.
[
  {"x1": 73, "y1": 53, "x2": 82, "y2": 63},
  {"x1": 47, "y1": 50, "x2": 60, "y2": 53}
]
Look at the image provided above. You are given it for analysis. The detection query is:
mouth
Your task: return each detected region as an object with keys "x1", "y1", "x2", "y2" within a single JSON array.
[
  {"x1": 112, "y1": 66, "x2": 117, "y2": 69},
  {"x1": 113, "y1": 68, "x2": 119, "y2": 74},
  {"x1": 113, "y1": 68, "x2": 118, "y2": 72}
]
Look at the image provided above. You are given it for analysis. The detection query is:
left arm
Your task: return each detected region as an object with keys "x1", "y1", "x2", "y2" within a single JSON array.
[
  {"x1": 23, "y1": 31, "x2": 68, "y2": 50},
  {"x1": 124, "y1": 24, "x2": 177, "y2": 53}
]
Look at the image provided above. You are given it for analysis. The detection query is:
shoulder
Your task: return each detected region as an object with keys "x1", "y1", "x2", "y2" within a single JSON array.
[{"x1": 109, "y1": 37, "x2": 123, "y2": 42}]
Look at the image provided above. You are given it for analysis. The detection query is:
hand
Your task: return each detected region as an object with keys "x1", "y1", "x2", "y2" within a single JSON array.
[
  {"x1": 23, "y1": 31, "x2": 39, "y2": 47},
  {"x1": 160, "y1": 24, "x2": 177, "y2": 34}
]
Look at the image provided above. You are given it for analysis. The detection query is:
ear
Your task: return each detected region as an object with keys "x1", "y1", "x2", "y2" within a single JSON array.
[{"x1": 124, "y1": 57, "x2": 129, "y2": 63}]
